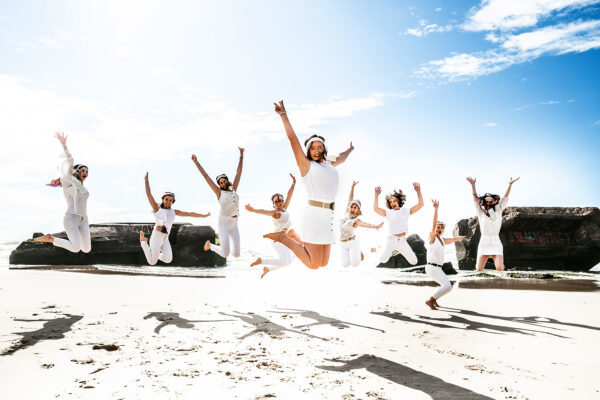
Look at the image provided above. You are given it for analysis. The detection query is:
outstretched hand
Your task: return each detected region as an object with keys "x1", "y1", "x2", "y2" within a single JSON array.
[
  {"x1": 191, "y1": 154, "x2": 198, "y2": 163},
  {"x1": 274, "y1": 100, "x2": 286, "y2": 115},
  {"x1": 509, "y1": 176, "x2": 520, "y2": 185},
  {"x1": 54, "y1": 132, "x2": 67, "y2": 145},
  {"x1": 239, "y1": 147, "x2": 245, "y2": 157},
  {"x1": 245, "y1": 204, "x2": 254, "y2": 212},
  {"x1": 413, "y1": 182, "x2": 421, "y2": 192},
  {"x1": 375, "y1": 222, "x2": 384, "y2": 230},
  {"x1": 290, "y1": 173, "x2": 296, "y2": 184},
  {"x1": 352, "y1": 180, "x2": 359, "y2": 187},
  {"x1": 466, "y1": 177, "x2": 476, "y2": 185},
  {"x1": 432, "y1": 199, "x2": 439, "y2": 208},
  {"x1": 348, "y1": 141, "x2": 354, "y2": 152},
  {"x1": 144, "y1": 172, "x2": 149, "y2": 180},
  {"x1": 375, "y1": 186, "x2": 382, "y2": 195}
]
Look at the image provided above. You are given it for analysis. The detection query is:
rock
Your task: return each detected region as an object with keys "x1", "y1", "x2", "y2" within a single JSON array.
[
  {"x1": 454, "y1": 207, "x2": 600, "y2": 271},
  {"x1": 377, "y1": 234, "x2": 427, "y2": 268},
  {"x1": 9, "y1": 223, "x2": 226, "y2": 267},
  {"x1": 442, "y1": 262, "x2": 458, "y2": 275}
]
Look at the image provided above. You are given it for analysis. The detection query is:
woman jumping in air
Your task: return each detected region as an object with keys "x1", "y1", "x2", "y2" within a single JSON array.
[
  {"x1": 263, "y1": 100, "x2": 354, "y2": 269},
  {"x1": 140, "y1": 172, "x2": 210, "y2": 265},
  {"x1": 374, "y1": 183, "x2": 424, "y2": 265},
  {"x1": 466, "y1": 176, "x2": 520, "y2": 272},
  {"x1": 34, "y1": 132, "x2": 91, "y2": 253},
  {"x1": 339, "y1": 181, "x2": 383, "y2": 267},
  {"x1": 191, "y1": 148, "x2": 245, "y2": 259},
  {"x1": 246, "y1": 174, "x2": 302, "y2": 278},
  {"x1": 425, "y1": 199, "x2": 465, "y2": 310}
]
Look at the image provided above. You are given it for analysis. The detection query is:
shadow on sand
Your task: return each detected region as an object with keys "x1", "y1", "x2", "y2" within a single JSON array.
[
  {"x1": 2, "y1": 313, "x2": 83, "y2": 356},
  {"x1": 219, "y1": 311, "x2": 326, "y2": 341},
  {"x1": 270, "y1": 307, "x2": 385, "y2": 333},
  {"x1": 143, "y1": 312, "x2": 234, "y2": 334},
  {"x1": 317, "y1": 354, "x2": 493, "y2": 399}
]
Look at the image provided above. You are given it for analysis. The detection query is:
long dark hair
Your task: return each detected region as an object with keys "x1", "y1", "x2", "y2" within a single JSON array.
[
  {"x1": 477, "y1": 193, "x2": 500, "y2": 216},
  {"x1": 304, "y1": 134, "x2": 327, "y2": 162},
  {"x1": 385, "y1": 190, "x2": 406, "y2": 209}
]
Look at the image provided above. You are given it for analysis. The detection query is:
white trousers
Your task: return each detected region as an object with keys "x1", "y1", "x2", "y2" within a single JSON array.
[
  {"x1": 140, "y1": 230, "x2": 173, "y2": 265},
  {"x1": 53, "y1": 213, "x2": 91, "y2": 253},
  {"x1": 212, "y1": 217, "x2": 240, "y2": 258},
  {"x1": 262, "y1": 241, "x2": 292, "y2": 272},
  {"x1": 380, "y1": 235, "x2": 417, "y2": 265},
  {"x1": 340, "y1": 238, "x2": 361, "y2": 267},
  {"x1": 425, "y1": 265, "x2": 452, "y2": 299}
]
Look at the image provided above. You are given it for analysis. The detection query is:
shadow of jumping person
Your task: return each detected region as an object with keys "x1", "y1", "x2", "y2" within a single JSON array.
[
  {"x1": 317, "y1": 354, "x2": 493, "y2": 400},
  {"x1": 2, "y1": 313, "x2": 83, "y2": 356},
  {"x1": 219, "y1": 311, "x2": 326, "y2": 341},
  {"x1": 270, "y1": 307, "x2": 385, "y2": 333},
  {"x1": 143, "y1": 312, "x2": 234, "y2": 334},
  {"x1": 371, "y1": 311, "x2": 566, "y2": 338}
]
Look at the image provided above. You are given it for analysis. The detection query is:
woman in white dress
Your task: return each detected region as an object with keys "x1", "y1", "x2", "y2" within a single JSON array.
[
  {"x1": 34, "y1": 132, "x2": 91, "y2": 253},
  {"x1": 466, "y1": 176, "x2": 520, "y2": 272},
  {"x1": 140, "y1": 172, "x2": 210, "y2": 265},
  {"x1": 374, "y1": 183, "x2": 424, "y2": 265},
  {"x1": 247, "y1": 174, "x2": 302, "y2": 278},
  {"x1": 425, "y1": 199, "x2": 465, "y2": 310},
  {"x1": 263, "y1": 100, "x2": 354, "y2": 269},
  {"x1": 339, "y1": 181, "x2": 383, "y2": 267},
  {"x1": 191, "y1": 148, "x2": 245, "y2": 258}
]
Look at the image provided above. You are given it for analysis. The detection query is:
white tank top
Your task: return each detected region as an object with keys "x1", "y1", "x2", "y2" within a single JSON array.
[
  {"x1": 219, "y1": 190, "x2": 239, "y2": 218},
  {"x1": 339, "y1": 214, "x2": 358, "y2": 241},
  {"x1": 386, "y1": 207, "x2": 410, "y2": 235},
  {"x1": 154, "y1": 208, "x2": 176, "y2": 232},
  {"x1": 272, "y1": 210, "x2": 292, "y2": 231},
  {"x1": 427, "y1": 236, "x2": 445, "y2": 265},
  {"x1": 302, "y1": 161, "x2": 339, "y2": 203}
]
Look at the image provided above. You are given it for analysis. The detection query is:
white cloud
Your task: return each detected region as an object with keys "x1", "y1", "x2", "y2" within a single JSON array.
[
  {"x1": 39, "y1": 36, "x2": 66, "y2": 49},
  {"x1": 514, "y1": 99, "x2": 576, "y2": 111},
  {"x1": 436, "y1": 8, "x2": 442, "y2": 12},
  {"x1": 405, "y1": 19, "x2": 453, "y2": 37},
  {"x1": 464, "y1": 0, "x2": 600, "y2": 31},
  {"x1": 594, "y1": 120, "x2": 600, "y2": 125},
  {"x1": 484, "y1": 122, "x2": 498, "y2": 127}
]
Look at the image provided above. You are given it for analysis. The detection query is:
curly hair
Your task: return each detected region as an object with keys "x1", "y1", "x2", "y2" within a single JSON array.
[
  {"x1": 477, "y1": 193, "x2": 500, "y2": 216},
  {"x1": 347, "y1": 200, "x2": 362, "y2": 217},
  {"x1": 271, "y1": 193, "x2": 284, "y2": 203},
  {"x1": 304, "y1": 134, "x2": 327, "y2": 162},
  {"x1": 385, "y1": 189, "x2": 406, "y2": 209}
]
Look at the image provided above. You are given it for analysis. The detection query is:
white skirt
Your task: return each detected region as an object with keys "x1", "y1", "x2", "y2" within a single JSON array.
[
  {"x1": 301, "y1": 205, "x2": 335, "y2": 245},
  {"x1": 477, "y1": 235, "x2": 503, "y2": 257}
]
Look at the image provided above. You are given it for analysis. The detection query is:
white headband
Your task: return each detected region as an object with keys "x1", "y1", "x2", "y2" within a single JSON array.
[
  {"x1": 305, "y1": 137, "x2": 326, "y2": 152},
  {"x1": 348, "y1": 199, "x2": 361, "y2": 209}
]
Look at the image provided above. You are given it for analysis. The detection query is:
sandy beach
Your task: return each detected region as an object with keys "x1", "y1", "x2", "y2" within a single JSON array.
[{"x1": 1, "y1": 263, "x2": 599, "y2": 399}]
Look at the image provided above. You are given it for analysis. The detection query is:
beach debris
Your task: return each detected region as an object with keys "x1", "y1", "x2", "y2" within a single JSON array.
[{"x1": 92, "y1": 344, "x2": 120, "y2": 351}]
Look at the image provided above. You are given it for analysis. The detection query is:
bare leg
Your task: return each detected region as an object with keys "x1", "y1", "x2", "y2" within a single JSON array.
[
  {"x1": 492, "y1": 255, "x2": 505, "y2": 272},
  {"x1": 361, "y1": 252, "x2": 365, "y2": 261},
  {"x1": 140, "y1": 231, "x2": 148, "y2": 242},
  {"x1": 286, "y1": 229, "x2": 304, "y2": 245},
  {"x1": 263, "y1": 231, "x2": 324, "y2": 269},
  {"x1": 261, "y1": 267, "x2": 269, "y2": 279},
  {"x1": 476, "y1": 255, "x2": 489, "y2": 272},
  {"x1": 319, "y1": 244, "x2": 331, "y2": 267},
  {"x1": 204, "y1": 240, "x2": 211, "y2": 251},
  {"x1": 250, "y1": 257, "x2": 261, "y2": 267},
  {"x1": 34, "y1": 234, "x2": 54, "y2": 243}
]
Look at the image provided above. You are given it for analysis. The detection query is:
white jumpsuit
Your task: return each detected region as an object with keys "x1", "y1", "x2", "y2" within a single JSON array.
[
  {"x1": 425, "y1": 236, "x2": 452, "y2": 300},
  {"x1": 141, "y1": 207, "x2": 175, "y2": 265},
  {"x1": 339, "y1": 214, "x2": 362, "y2": 267},
  {"x1": 379, "y1": 207, "x2": 417, "y2": 265},
  {"x1": 261, "y1": 210, "x2": 294, "y2": 272},
  {"x1": 211, "y1": 190, "x2": 241, "y2": 258}
]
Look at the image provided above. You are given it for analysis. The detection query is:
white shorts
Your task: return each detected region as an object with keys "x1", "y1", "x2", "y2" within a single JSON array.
[
  {"x1": 301, "y1": 205, "x2": 335, "y2": 245},
  {"x1": 477, "y1": 235, "x2": 503, "y2": 257}
]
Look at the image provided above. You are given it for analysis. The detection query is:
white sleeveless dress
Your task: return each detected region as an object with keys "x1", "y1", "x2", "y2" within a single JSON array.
[{"x1": 301, "y1": 160, "x2": 339, "y2": 244}]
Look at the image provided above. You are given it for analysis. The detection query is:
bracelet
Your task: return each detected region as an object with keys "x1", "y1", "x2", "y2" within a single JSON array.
[{"x1": 279, "y1": 111, "x2": 286, "y2": 115}]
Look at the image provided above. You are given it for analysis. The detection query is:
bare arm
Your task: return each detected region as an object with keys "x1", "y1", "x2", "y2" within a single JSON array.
[
  {"x1": 245, "y1": 204, "x2": 276, "y2": 218},
  {"x1": 444, "y1": 236, "x2": 465, "y2": 245},
  {"x1": 348, "y1": 180, "x2": 358, "y2": 202},
  {"x1": 355, "y1": 220, "x2": 384, "y2": 230},
  {"x1": 175, "y1": 210, "x2": 211, "y2": 218},
  {"x1": 373, "y1": 186, "x2": 387, "y2": 217},
  {"x1": 55, "y1": 132, "x2": 73, "y2": 173},
  {"x1": 466, "y1": 177, "x2": 478, "y2": 202},
  {"x1": 331, "y1": 142, "x2": 354, "y2": 167},
  {"x1": 191, "y1": 154, "x2": 221, "y2": 199},
  {"x1": 232, "y1": 147, "x2": 244, "y2": 191},
  {"x1": 504, "y1": 176, "x2": 520, "y2": 198},
  {"x1": 409, "y1": 182, "x2": 424, "y2": 215},
  {"x1": 283, "y1": 174, "x2": 296, "y2": 209},
  {"x1": 429, "y1": 199, "x2": 439, "y2": 244},
  {"x1": 144, "y1": 172, "x2": 159, "y2": 213},
  {"x1": 274, "y1": 100, "x2": 310, "y2": 176}
]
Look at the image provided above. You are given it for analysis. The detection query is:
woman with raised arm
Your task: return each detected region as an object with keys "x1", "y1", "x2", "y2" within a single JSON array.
[
  {"x1": 247, "y1": 174, "x2": 302, "y2": 278},
  {"x1": 424, "y1": 200, "x2": 465, "y2": 310},
  {"x1": 263, "y1": 100, "x2": 354, "y2": 269},
  {"x1": 339, "y1": 181, "x2": 383, "y2": 268},
  {"x1": 466, "y1": 176, "x2": 520, "y2": 272},
  {"x1": 34, "y1": 132, "x2": 91, "y2": 253},
  {"x1": 140, "y1": 172, "x2": 210, "y2": 265},
  {"x1": 374, "y1": 183, "x2": 424, "y2": 265},
  {"x1": 191, "y1": 148, "x2": 244, "y2": 259}
]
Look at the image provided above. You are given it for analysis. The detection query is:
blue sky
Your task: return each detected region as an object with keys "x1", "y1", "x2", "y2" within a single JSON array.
[{"x1": 0, "y1": 0, "x2": 599, "y2": 245}]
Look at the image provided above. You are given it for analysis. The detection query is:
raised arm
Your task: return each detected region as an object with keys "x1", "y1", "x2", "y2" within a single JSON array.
[
  {"x1": 55, "y1": 132, "x2": 73, "y2": 174},
  {"x1": 348, "y1": 180, "x2": 358, "y2": 202},
  {"x1": 144, "y1": 172, "x2": 159, "y2": 213},
  {"x1": 409, "y1": 183, "x2": 424, "y2": 215},
  {"x1": 175, "y1": 210, "x2": 211, "y2": 218},
  {"x1": 275, "y1": 100, "x2": 310, "y2": 176},
  {"x1": 232, "y1": 147, "x2": 244, "y2": 191},
  {"x1": 429, "y1": 199, "x2": 439, "y2": 244},
  {"x1": 466, "y1": 177, "x2": 478, "y2": 202},
  {"x1": 245, "y1": 204, "x2": 276, "y2": 218},
  {"x1": 331, "y1": 142, "x2": 354, "y2": 167},
  {"x1": 504, "y1": 176, "x2": 520, "y2": 198},
  {"x1": 373, "y1": 186, "x2": 386, "y2": 217},
  {"x1": 283, "y1": 174, "x2": 296, "y2": 209},
  {"x1": 191, "y1": 154, "x2": 220, "y2": 198}
]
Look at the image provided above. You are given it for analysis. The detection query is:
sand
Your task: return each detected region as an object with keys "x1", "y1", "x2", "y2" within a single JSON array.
[{"x1": 0, "y1": 265, "x2": 599, "y2": 399}]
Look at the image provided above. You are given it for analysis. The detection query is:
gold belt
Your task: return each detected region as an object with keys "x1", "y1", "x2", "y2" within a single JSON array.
[
  {"x1": 308, "y1": 200, "x2": 335, "y2": 210},
  {"x1": 340, "y1": 236, "x2": 355, "y2": 242}
]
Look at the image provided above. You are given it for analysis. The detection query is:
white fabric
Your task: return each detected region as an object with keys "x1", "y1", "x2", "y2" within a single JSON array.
[
  {"x1": 475, "y1": 197, "x2": 508, "y2": 256},
  {"x1": 340, "y1": 237, "x2": 361, "y2": 267},
  {"x1": 154, "y1": 208, "x2": 176, "y2": 233},
  {"x1": 262, "y1": 241, "x2": 292, "y2": 271},
  {"x1": 302, "y1": 161, "x2": 338, "y2": 203},
  {"x1": 380, "y1": 236, "x2": 417, "y2": 265},
  {"x1": 219, "y1": 190, "x2": 239, "y2": 218},
  {"x1": 477, "y1": 235, "x2": 504, "y2": 256},
  {"x1": 273, "y1": 210, "x2": 292, "y2": 231},
  {"x1": 305, "y1": 137, "x2": 327, "y2": 152},
  {"x1": 301, "y1": 205, "x2": 335, "y2": 245},
  {"x1": 59, "y1": 149, "x2": 89, "y2": 217},
  {"x1": 385, "y1": 207, "x2": 410, "y2": 236},
  {"x1": 53, "y1": 214, "x2": 91, "y2": 253},
  {"x1": 211, "y1": 217, "x2": 241, "y2": 258},
  {"x1": 427, "y1": 236, "x2": 445, "y2": 265},
  {"x1": 425, "y1": 265, "x2": 452, "y2": 299},
  {"x1": 140, "y1": 230, "x2": 172, "y2": 265},
  {"x1": 339, "y1": 214, "x2": 358, "y2": 242}
]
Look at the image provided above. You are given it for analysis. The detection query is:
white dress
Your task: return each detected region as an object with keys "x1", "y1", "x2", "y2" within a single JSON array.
[
  {"x1": 301, "y1": 160, "x2": 339, "y2": 244},
  {"x1": 476, "y1": 197, "x2": 508, "y2": 257}
]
